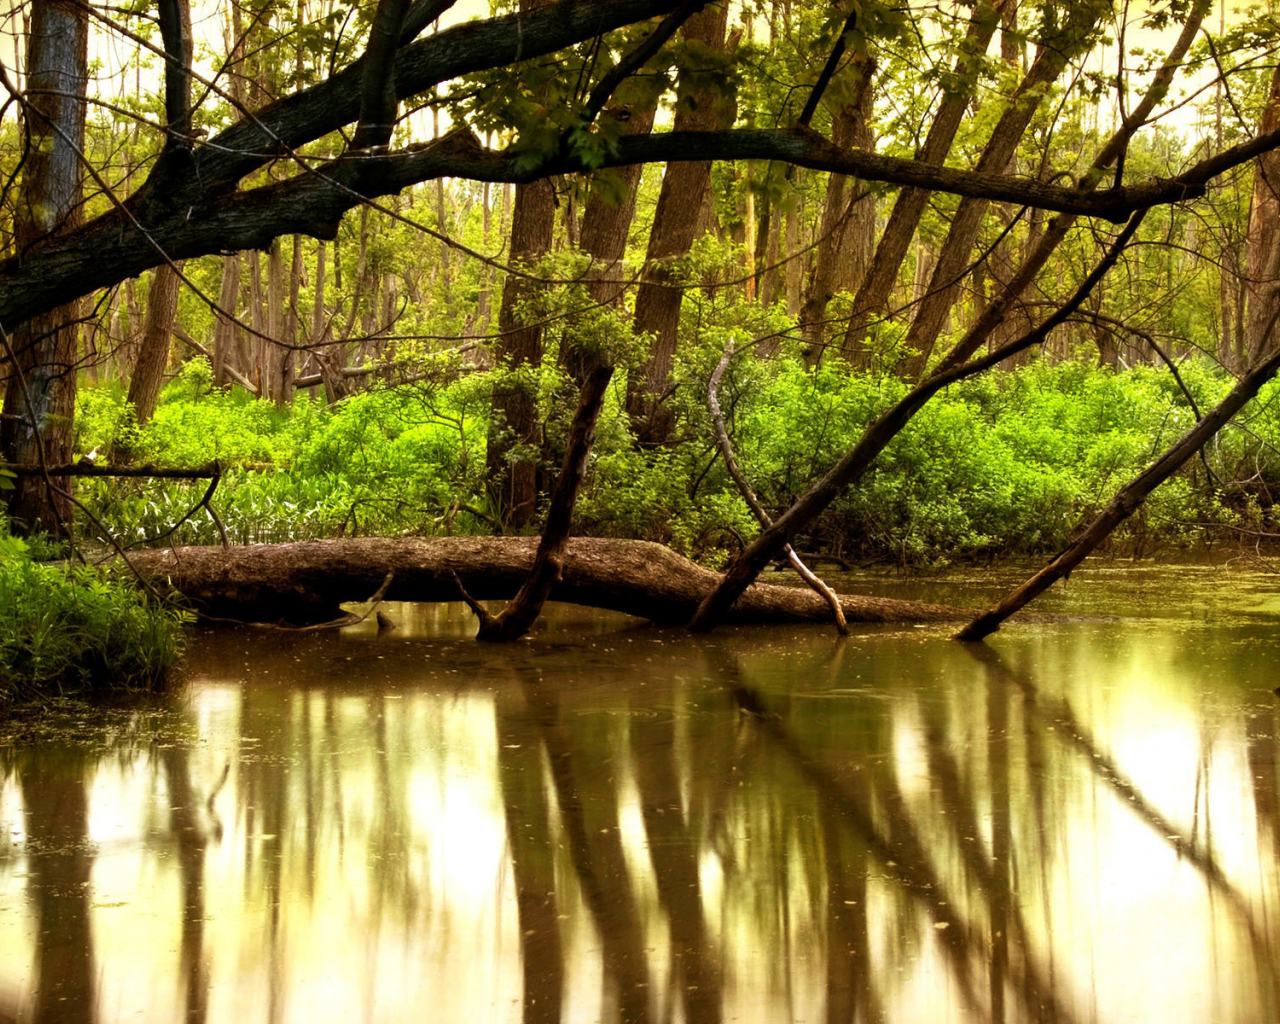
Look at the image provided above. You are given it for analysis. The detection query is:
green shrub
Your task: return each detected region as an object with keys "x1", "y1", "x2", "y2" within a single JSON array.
[
  {"x1": 68, "y1": 354, "x2": 1275, "y2": 567},
  {"x1": 0, "y1": 554, "x2": 190, "y2": 701}
]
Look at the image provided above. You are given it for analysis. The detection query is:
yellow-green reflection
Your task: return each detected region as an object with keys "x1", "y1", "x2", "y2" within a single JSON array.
[{"x1": 0, "y1": 572, "x2": 1278, "y2": 1023}]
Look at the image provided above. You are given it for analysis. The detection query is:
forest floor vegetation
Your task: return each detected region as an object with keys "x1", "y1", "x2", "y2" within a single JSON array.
[
  {"x1": 72, "y1": 355, "x2": 1280, "y2": 568},
  {"x1": 6, "y1": 352, "x2": 1280, "y2": 696},
  {"x1": 0, "y1": 529, "x2": 189, "y2": 702}
]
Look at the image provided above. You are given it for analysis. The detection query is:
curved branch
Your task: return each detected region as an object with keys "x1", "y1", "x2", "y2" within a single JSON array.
[{"x1": 707, "y1": 342, "x2": 848, "y2": 635}]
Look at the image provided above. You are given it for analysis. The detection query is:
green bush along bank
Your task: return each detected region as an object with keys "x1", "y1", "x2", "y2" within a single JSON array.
[{"x1": 68, "y1": 355, "x2": 1279, "y2": 567}]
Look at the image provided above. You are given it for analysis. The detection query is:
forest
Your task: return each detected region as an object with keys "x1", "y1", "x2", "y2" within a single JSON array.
[{"x1": 5, "y1": 0, "x2": 1280, "y2": 689}]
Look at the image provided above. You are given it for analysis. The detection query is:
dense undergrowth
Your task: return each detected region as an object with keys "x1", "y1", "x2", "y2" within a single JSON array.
[
  {"x1": 0, "y1": 531, "x2": 189, "y2": 703},
  {"x1": 69, "y1": 354, "x2": 1279, "y2": 567},
  {"x1": 7, "y1": 351, "x2": 1276, "y2": 698}
]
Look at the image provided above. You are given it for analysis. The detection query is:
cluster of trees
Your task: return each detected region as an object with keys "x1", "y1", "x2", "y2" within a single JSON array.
[{"x1": 4, "y1": 0, "x2": 1280, "y2": 636}]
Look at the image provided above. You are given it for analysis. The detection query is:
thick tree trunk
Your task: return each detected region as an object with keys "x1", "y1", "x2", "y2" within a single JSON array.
[
  {"x1": 487, "y1": 175, "x2": 555, "y2": 526},
  {"x1": 578, "y1": 110, "x2": 655, "y2": 308},
  {"x1": 1244, "y1": 63, "x2": 1280, "y2": 366},
  {"x1": 484, "y1": 0, "x2": 557, "y2": 525},
  {"x1": 124, "y1": 263, "x2": 182, "y2": 427},
  {"x1": 798, "y1": 62, "x2": 874, "y2": 367},
  {"x1": 127, "y1": 536, "x2": 968, "y2": 626},
  {"x1": 624, "y1": 3, "x2": 730, "y2": 445},
  {"x1": 0, "y1": 0, "x2": 89, "y2": 535}
]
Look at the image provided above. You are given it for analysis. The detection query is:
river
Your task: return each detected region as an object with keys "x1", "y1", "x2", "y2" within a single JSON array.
[{"x1": 1, "y1": 563, "x2": 1279, "y2": 1023}]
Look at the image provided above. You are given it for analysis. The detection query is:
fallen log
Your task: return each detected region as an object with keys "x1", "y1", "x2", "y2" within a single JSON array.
[{"x1": 128, "y1": 536, "x2": 969, "y2": 626}]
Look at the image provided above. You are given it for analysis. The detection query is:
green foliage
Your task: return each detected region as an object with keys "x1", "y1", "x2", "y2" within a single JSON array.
[
  {"x1": 0, "y1": 549, "x2": 189, "y2": 701},
  {"x1": 70, "y1": 355, "x2": 1272, "y2": 569}
]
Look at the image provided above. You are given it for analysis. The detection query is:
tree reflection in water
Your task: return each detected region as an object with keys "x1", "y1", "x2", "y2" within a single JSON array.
[
  {"x1": 0, "y1": 602, "x2": 1278, "y2": 1023},
  {"x1": 18, "y1": 747, "x2": 95, "y2": 1024}
]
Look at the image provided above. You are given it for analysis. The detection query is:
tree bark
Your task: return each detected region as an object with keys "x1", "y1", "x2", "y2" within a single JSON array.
[
  {"x1": 841, "y1": 0, "x2": 1006, "y2": 364},
  {"x1": 279, "y1": 234, "x2": 302, "y2": 404},
  {"x1": 624, "y1": 2, "x2": 730, "y2": 445},
  {"x1": 798, "y1": 60, "x2": 874, "y2": 367},
  {"x1": 487, "y1": 174, "x2": 555, "y2": 527},
  {"x1": 212, "y1": 254, "x2": 242, "y2": 386},
  {"x1": 126, "y1": 536, "x2": 969, "y2": 626},
  {"x1": 0, "y1": 0, "x2": 89, "y2": 535},
  {"x1": 486, "y1": 0, "x2": 557, "y2": 528},
  {"x1": 123, "y1": 263, "x2": 182, "y2": 428},
  {"x1": 1244, "y1": 62, "x2": 1280, "y2": 365},
  {"x1": 895, "y1": 42, "x2": 1075, "y2": 379},
  {"x1": 266, "y1": 236, "x2": 286, "y2": 400}
]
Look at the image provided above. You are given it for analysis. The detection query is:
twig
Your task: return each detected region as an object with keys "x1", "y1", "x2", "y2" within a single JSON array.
[
  {"x1": 448, "y1": 568, "x2": 497, "y2": 630},
  {"x1": 707, "y1": 342, "x2": 848, "y2": 635},
  {"x1": 118, "y1": 462, "x2": 224, "y2": 552}
]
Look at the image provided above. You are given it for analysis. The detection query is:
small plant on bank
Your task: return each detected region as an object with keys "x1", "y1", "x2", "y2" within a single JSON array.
[{"x1": 0, "y1": 544, "x2": 191, "y2": 703}]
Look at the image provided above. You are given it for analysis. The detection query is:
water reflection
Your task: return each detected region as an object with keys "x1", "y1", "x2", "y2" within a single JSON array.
[{"x1": 1, "y1": 589, "x2": 1280, "y2": 1022}]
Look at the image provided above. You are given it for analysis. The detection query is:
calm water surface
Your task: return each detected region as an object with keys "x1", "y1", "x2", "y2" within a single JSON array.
[{"x1": 2, "y1": 564, "x2": 1280, "y2": 1023}]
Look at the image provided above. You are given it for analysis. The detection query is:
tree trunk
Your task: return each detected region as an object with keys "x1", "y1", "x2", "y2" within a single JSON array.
[
  {"x1": 476, "y1": 180, "x2": 493, "y2": 331},
  {"x1": 487, "y1": 175, "x2": 555, "y2": 526},
  {"x1": 266, "y1": 236, "x2": 286, "y2": 400},
  {"x1": 624, "y1": 3, "x2": 730, "y2": 445},
  {"x1": 249, "y1": 250, "x2": 267, "y2": 393},
  {"x1": 896, "y1": 43, "x2": 1072, "y2": 379},
  {"x1": 433, "y1": 104, "x2": 452, "y2": 306},
  {"x1": 1244, "y1": 63, "x2": 1280, "y2": 366},
  {"x1": 303, "y1": 238, "x2": 327, "y2": 396},
  {"x1": 125, "y1": 263, "x2": 183, "y2": 426},
  {"x1": 279, "y1": 234, "x2": 302, "y2": 404},
  {"x1": 212, "y1": 254, "x2": 242, "y2": 386},
  {"x1": 841, "y1": 0, "x2": 1006, "y2": 365},
  {"x1": 0, "y1": 0, "x2": 89, "y2": 535},
  {"x1": 784, "y1": 202, "x2": 802, "y2": 315},
  {"x1": 467, "y1": 365, "x2": 617, "y2": 640},
  {"x1": 126, "y1": 536, "x2": 969, "y2": 626},
  {"x1": 798, "y1": 60, "x2": 874, "y2": 367}
]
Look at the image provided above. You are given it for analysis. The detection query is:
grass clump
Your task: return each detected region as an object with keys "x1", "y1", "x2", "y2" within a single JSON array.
[{"x1": 0, "y1": 538, "x2": 190, "y2": 702}]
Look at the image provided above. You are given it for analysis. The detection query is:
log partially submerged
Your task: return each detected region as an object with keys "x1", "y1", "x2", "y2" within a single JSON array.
[{"x1": 129, "y1": 536, "x2": 968, "y2": 626}]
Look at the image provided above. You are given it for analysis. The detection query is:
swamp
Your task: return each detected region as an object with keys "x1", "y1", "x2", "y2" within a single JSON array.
[
  {"x1": 6, "y1": 0, "x2": 1280, "y2": 1019},
  {"x1": 3, "y1": 567, "x2": 1280, "y2": 1022}
]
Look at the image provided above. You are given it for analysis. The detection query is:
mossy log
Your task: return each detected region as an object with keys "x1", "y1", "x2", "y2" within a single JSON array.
[{"x1": 129, "y1": 537, "x2": 968, "y2": 626}]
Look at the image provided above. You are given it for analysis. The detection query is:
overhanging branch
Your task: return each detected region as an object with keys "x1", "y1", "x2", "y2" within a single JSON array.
[{"x1": 6, "y1": 120, "x2": 1268, "y2": 331}]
